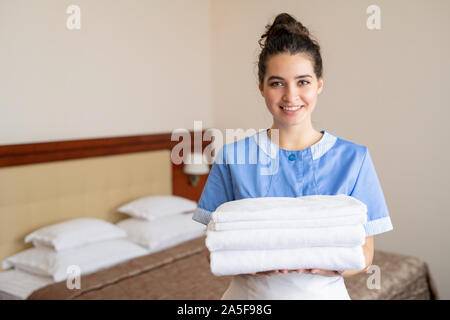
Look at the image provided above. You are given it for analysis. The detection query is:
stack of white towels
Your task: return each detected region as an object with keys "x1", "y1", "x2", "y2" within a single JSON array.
[{"x1": 206, "y1": 194, "x2": 368, "y2": 276}]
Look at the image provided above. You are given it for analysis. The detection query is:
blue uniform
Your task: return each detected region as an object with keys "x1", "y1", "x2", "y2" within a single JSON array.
[{"x1": 193, "y1": 129, "x2": 393, "y2": 237}]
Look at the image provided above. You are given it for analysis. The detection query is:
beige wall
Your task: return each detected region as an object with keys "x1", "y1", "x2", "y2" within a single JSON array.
[
  {"x1": 0, "y1": 0, "x2": 213, "y2": 144},
  {"x1": 210, "y1": 0, "x2": 450, "y2": 298},
  {"x1": 1, "y1": 0, "x2": 449, "y2": 298}
]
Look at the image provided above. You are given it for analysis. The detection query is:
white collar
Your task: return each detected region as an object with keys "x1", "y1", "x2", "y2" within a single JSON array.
[{"x1": 253, "y1": 129, "x2": 337, "y2": 160}]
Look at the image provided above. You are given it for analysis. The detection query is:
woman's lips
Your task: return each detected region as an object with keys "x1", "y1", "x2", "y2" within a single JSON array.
[{"x1": 279, "y1": 105, "x2": 304, "y2": 114}]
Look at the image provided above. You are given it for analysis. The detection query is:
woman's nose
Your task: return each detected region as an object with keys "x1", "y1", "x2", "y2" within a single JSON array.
[{"x1": 282, "y1": 85, "x2": 301, "y2": 103}]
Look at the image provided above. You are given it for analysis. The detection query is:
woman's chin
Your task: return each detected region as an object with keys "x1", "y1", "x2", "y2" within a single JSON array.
[{"x1": 279, "y1": 117, "x2": 307, "y2": 127}]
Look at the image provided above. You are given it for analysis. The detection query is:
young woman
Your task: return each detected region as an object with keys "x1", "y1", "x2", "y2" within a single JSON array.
[{"x1": 193, "y1": 13, "x2": 393, "y2": 300}]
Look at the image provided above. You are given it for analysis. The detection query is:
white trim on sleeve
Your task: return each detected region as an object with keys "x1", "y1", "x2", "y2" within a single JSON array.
[
  {"x1": 364, "y1": 216, "x2": 393, "y2": 236},
  {"x1": 192, "y1": 207, "x2": 212, "y2": 225}
]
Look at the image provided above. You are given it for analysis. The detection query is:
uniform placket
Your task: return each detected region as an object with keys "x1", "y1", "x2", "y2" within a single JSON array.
[
  {"x1": 287, "y1": 152, "x2": 303, "y2": 196},
  {"x1": 301, "y1": 149, "x2": 319, "y2": 195}
]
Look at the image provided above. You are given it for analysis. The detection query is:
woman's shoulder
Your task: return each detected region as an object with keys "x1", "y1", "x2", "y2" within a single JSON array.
[
  {"x1": 214, "y1": 130, "x2": 369, "y2": 164},
  {"x1": 213, "y1": 132, "x2": 255, "y2": 165},
  {"x1": 325, "y1": 130, "x2": 368, "y2": 159}
]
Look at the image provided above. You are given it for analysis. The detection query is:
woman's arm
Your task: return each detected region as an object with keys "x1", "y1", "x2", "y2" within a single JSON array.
[
  {"x1": 306, "y1": 236, "x2": 374, "y2": 277},
  {"x1": 340, "y1": 236, "x2": 374, "y2": 278}
]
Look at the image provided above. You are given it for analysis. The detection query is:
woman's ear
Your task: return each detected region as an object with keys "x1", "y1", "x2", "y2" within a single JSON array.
[
  {"x1": 258, "y1": 82, "x2": 265, "y2": 97},
  {"x1": 317, "y1": 78, "x2": 324, "y2": 95}
]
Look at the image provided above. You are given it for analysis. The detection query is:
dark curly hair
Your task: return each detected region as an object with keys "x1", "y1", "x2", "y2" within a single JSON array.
[{"x1": 257, "y1": 13, "x2": 323, "y2": 86}]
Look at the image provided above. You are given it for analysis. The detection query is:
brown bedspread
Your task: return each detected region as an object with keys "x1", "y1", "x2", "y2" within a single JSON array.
[
  {"x1": 28, "y1": 236, "x2": 438, "y2": 300},
  {"x1": 345, "y1": 250, "x2": 439, "y2": 299},
  {"x1": 28, "y1": 236, "x2": 230, "y2": 300}
]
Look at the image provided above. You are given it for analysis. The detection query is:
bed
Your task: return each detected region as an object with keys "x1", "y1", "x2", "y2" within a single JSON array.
[
  {"x1": 0, "y1": 236, "x2": 437, "y2": 300},
  {"x1": 0, "y1": 131, "x2": 439, "y2": 300}
]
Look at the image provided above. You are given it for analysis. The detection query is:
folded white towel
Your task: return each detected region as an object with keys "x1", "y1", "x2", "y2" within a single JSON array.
[
  {"x1": 206, "y1": 224, "x2": 366, "y2": 251},
  {"x1": 209, "y1": 214, "x2": 367, "y2": 231},
  {"x1": 212, "y1": 194, "x2": 367, "y2": 223},
  {"x1": 210, "y1": 246, "x2": 366, "y2": 276}
]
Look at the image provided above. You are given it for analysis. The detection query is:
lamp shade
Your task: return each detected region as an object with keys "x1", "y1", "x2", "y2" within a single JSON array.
[{"x1": 183, "y1": 152, "x2": 210, "y2": 175}]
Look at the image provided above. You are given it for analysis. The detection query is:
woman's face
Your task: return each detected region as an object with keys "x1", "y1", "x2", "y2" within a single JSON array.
[{"x1": 259, "y1": 52, "x2": 323, "y2": 129}]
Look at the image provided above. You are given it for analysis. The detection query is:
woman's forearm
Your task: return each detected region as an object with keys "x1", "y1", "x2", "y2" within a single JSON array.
[
  {"x1": 340, "y1": 265, "x2": 369, "y2": 278},
  {"x1": 341, "y1": 237, "x2": 374, "y2": 278}
]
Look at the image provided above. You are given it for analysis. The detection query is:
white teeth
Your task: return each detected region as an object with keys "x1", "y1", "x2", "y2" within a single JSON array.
[{"x1": 281, "y1": 106, "x2": 302, "y2": 111}]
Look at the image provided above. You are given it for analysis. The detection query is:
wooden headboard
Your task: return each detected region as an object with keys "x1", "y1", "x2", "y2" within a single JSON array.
[{"x1": 0, "y1": 131, "x2": 211, "y2": 267}]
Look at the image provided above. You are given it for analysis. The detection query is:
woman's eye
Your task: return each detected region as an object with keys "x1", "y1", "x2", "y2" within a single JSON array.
[{"x1": 269, "y1": 81, "x2": 309, "y2": 87}]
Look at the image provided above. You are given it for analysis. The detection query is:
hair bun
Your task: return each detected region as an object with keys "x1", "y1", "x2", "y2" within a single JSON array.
[
  {"x1": 257, "y1": 13, "x2": 323, "y2": 84},
  {"x1": 259, "y1": 13, "x2": 310, "y2": 48}
]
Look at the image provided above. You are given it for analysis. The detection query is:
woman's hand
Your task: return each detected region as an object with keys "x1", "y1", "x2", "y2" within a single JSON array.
[
  {"x1": 248, "y1": 269, "x2": 309, "y2": 276},
  {"x1": 308, "y1": 268, "x2": 341, "y2": 277},
  {"x1": 247, "y1": 268, "x2": 341, "y2": 277}
]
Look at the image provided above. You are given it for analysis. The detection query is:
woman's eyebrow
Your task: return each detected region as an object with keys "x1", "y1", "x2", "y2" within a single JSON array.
[{"x1": 267, "y1": 75, "x2": 312, "y2": 81}]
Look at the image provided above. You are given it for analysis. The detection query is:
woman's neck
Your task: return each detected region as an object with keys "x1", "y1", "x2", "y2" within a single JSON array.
[{"x1": 268, "y1": 124, "x2": 323, "y2": 151}]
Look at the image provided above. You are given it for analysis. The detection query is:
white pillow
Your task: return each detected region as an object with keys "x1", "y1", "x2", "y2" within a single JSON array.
[
  {"x1": 117, "y1": 195, "x2": 197, "y2": 221},
  {"x1": 24, "y1": 218, "x2": 127, "y2": 251},
  {"x1": 116, "y1": 213, "x2": 206, "y2": 253},
  {"x1": 2, "y1": 239, "x2": 148, "y2": 282}
]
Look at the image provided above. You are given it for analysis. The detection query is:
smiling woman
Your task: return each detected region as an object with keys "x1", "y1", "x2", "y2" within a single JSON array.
[
  {"x1": 257, "y1": 13, "x2": 324, "y2": 151},
  {"x1": 193, "y1": 12, "x2": 393, "y2": 300}
]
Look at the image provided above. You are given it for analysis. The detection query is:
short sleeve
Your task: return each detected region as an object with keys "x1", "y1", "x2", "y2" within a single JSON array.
[
  {"x1": 350, "y1": 148, "x2": 393, "y2": 236},
  {"x1": 192, "y1": 145, "x2": 235, "y2": 225}
]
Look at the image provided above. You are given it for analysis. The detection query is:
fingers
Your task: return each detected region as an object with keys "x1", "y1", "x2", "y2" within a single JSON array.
[
  {"x1": 281, "y1": 269, "x2": 309, "y2": 274},
  {"x1": 258, "y1": 270, "x2": 277, "y2": 275},
  {"x1": 267, "y1": 269, "x2": 308, "y2": 274},
  {"x1": 250, "y1": 269, "x2": 339, "y2": 276},
  {"x1": 251, "y1": 270, "x2": 280, "y2": 276},
  {"x1": 295, "y1": 269, "x2": 308, "y2": 273},
  {"x1": 310, "y1": 269, "x2": 340, "y2": 276}
]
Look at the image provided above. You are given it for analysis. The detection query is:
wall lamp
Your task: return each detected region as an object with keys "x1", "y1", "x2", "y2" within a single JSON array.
[{"x1": 183, "y1": 152, "x2": 210, "y2": 186}]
